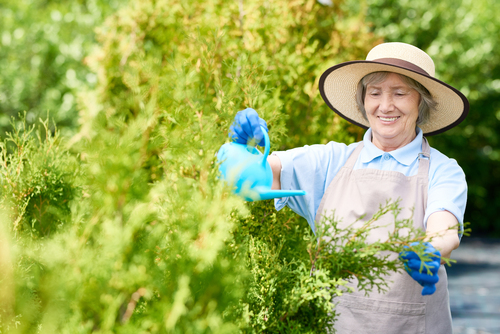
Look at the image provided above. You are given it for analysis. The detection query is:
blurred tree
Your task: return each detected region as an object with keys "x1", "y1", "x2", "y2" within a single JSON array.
[
  {"x1": 0, "y1": 0, "x2": 129, "y2": 137},
  {"x1": 365, "y1": 0, "x2": 500, "y2": 236},
  {"x1": 0, "y1": 1, "x2": 429, "y2": 333},
  {"x1": 3, "y1": 0, "x2": 497, "y2": 238},
  {"x1": 0, "y1": 116, "x2": 80, "y2": 239}
]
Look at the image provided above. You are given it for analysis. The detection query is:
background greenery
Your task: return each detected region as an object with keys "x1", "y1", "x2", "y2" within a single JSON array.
[
  {"x1": 0, "y1": 0, "x2": 128, "y2": 135},
  {"x1": 2, "y1": 0, "x2": 498, "y2": 236},
  {"x1": 0, "y1": 0, "x2": 498, "y2": 332}
]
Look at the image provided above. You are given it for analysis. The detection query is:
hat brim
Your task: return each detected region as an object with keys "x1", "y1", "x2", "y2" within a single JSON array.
[{"x1": 319, "y1": 60, "x2": 469, "y2": 136}]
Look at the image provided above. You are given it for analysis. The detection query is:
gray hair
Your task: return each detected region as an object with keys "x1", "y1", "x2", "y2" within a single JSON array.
[{"x1": 355, "y1": 71, "x2": 437, "y2": 125}]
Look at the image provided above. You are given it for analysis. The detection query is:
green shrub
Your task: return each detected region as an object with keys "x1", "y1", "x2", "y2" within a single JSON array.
[
  {"x1": 0, "y1": 0, "x2": 129, "y2": 136},
  {"x1": 0, "y1": 1, "x2": 437, "y2": 333},
  {"x1": 0, "y1": 115, "x2": 80, "y2": 238}
]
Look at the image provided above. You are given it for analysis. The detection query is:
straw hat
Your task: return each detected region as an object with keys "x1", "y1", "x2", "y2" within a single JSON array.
[{"x1": 319, "y1": 42, "x2": 469, "y2": 136}]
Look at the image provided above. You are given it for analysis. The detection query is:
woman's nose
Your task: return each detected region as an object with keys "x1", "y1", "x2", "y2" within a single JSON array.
[{"x1": 379, "y1": 94, "x2": 395, "y2": 113}]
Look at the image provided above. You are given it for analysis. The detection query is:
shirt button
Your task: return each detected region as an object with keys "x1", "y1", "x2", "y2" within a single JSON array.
[{"x1": 384, "y1": 154, "x2": 390, "y2": 160}]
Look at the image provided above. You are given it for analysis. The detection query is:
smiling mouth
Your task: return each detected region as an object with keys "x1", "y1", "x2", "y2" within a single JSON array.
[{"x1": 378, "y1": 116, "x2": 400, "y2": 122}]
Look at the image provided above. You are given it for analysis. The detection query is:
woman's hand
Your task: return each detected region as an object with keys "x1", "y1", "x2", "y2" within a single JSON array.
[
  {"x1": 399, "y1": 242, "x2": 441, "y2": 296},
  {"x1": 229, "y1": 108, "x2": 268, "y2": 147}
]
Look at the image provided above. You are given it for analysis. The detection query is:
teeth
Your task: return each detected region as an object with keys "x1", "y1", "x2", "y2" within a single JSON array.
[{"x1": 379, "y1": 116, "x2": 398, "y2": 121}]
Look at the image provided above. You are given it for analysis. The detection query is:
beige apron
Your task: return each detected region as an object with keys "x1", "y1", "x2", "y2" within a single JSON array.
[{"x1": 315, "y1": 139, "x2": 452, "y2": 334}]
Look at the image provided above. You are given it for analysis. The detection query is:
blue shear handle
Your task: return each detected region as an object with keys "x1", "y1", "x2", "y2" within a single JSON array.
[{"x1": 261, "y1": 126, "x2": 270, "y2": 167}]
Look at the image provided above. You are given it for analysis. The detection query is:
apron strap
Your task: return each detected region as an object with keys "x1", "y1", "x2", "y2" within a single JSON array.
[
  {"x1": 417, "y1": 137, "x2": 430, "y2": 209},
  {"x1": 343, "y1": 142, "x2": 364, "y2": 169},
  {"x1": 417, "y1": 137, "x2": 431, "y2": 179}
]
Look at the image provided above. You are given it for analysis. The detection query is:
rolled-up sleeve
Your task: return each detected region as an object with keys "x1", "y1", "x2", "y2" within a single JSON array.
[
  {"x1": 273, "y1": 142, "x2": 358, "y2": 232},
  {"x1": 425, "y1": 150, "x2": 467, "y2": 236}
]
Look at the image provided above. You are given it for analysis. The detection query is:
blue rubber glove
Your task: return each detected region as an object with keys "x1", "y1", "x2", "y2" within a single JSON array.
[
  {"x1": 399, "y1": 242, "x2": 441, "y2": 296},
  {"x1": 229, "y1": 108, "x2": 268, "y2": 147}
]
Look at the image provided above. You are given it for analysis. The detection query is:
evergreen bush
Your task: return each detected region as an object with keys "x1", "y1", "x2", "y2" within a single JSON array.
[
  {"x1": 0, "y1": 115, "x2": 79, "y2": 238},
  {"x1": 0, "y1": 0, "x2": 129, "y2": 135},
  {"x1": 0, "y1": 1, "x2": 440, "y2": 333}
]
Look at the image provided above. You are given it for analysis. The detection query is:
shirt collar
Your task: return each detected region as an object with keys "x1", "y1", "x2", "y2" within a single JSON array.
[{"x1": 360, "y1": 127, "x2": 423, "y2": 166}]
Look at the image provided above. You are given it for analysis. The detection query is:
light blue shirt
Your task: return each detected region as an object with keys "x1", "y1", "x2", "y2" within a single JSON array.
[{"x1": 273, "y1": 128, "x2": 467, "y2": 236}]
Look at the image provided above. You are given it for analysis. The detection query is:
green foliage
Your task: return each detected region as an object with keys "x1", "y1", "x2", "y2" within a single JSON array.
[
  {"x1": 365, "y1": 0, "x2": 500, "y2": 236},
  {"x1": 235, "y1": 200, "x2": 427, "y2": 333},
  {"x1": 0, "y1": 0, "x2": 129, "y2": 136},
  {"x1": 0, "y1": 115, "x2": 80, "y2": 238},
  {"x1": 0, "y1": 0, "x2": 469, "y2": 333}
]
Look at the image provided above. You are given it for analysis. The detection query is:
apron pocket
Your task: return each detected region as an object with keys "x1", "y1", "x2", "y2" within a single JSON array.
[{"x1": 333, "y1": 295, "x2": 426, "y2": 334}]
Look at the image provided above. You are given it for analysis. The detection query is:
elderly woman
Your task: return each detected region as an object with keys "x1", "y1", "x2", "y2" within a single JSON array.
[{"x1": 229, "y1": 42, "x2": 468, "y2": 333}]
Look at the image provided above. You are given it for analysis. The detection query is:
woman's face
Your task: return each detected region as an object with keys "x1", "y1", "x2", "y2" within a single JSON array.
[{"x1": 364, "y1": 73, "x2": 420, "y2": 151}]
